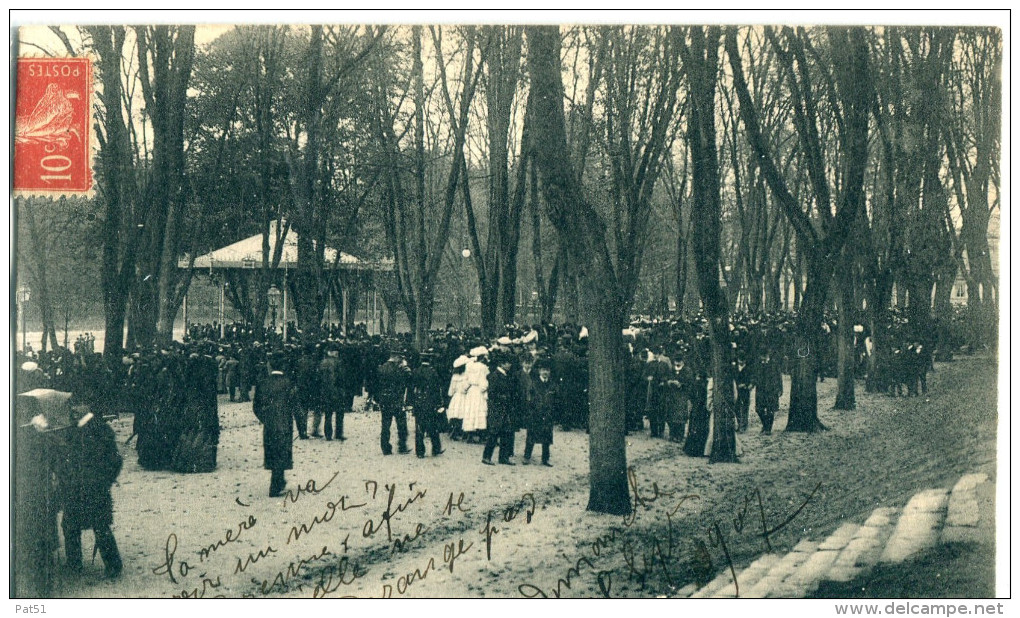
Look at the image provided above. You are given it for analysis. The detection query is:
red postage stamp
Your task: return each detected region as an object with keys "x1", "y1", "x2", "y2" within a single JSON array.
[{"x1": 14, "y1": 57, "x2": 94, "y2": 197}]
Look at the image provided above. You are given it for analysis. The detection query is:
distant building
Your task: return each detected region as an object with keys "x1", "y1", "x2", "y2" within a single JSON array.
[{"x1": 950, "y1": 209, "x2": 1000, "y2": 306}]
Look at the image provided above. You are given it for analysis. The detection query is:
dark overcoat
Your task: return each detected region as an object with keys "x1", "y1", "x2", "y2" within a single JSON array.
[
  {"x1": 412, "y1": 364, "x2": 444, "y2": 415},
  {"x1": 756, "y1": 358, "x2": 783, "y2": 410},
  {"x1": 295, "y1": 354, "x2": 321, "y2": 410},
  {"x1": 57, "y1": 414, "x2": 122, "y2": 530},
  {"x1": 317, "y1": 356, "x2": 342, "y2": 408},
  {"x1": 375, "y1": 360, "x2": 410, "y2": 409},
  {"x1": 526, "y1": 377, "x2": 556, "y2": 444},
  {"x1": 253, "y1": 371, "x2": 297, "y2": 471},
  {"x1": 486, "y1": 367, "x2": 515, "y2": 432}
]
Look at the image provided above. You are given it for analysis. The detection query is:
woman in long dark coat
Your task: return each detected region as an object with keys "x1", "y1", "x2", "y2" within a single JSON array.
[
  {"x1": 253, "y1": 353, "x2": 297, "y2": 497},
  {"x1": 683, "y1": 370, "x2": 711, "y2": 457},
  {"x1": 171, "y1": 353, "x2": 219, "y2": 473}
]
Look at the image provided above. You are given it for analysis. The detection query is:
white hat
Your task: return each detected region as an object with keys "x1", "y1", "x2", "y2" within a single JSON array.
[
  {"x1": 469, "y1": 346, "x2": 488, "y2": 357},
  {"x1": 578, "y1": 327, "x2": 589, "y2": 339},
  {"x1": 21, "y1": 362, "x2": 38, "y2": 372},
  {"x1": 497, "y1": 336, "x2": 513, "y2": 346},
  {"x1": 452, "y1": 355, "x2": 470, "y2": 369}
]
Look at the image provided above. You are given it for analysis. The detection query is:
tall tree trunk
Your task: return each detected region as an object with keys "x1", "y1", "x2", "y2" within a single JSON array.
[
  {"x1": 787, "y1": 258, "x2": 826, "y2": 432},
  {"x1": 89, "y1": 26, "x2": 139, "y2": 360},
  {"x1": 21, "y1": 198, "x2": 59, "y2": 352},
  {"x1": 153, "y1": 26, "x2": 196, "y2": 344},
  {"x1": 291, "y1": 25, "x2": 326, "y2": 337},
  {"x1": 727, "y1": 26, "x2": 872, "y2": 431},
  {"x1": 527, "y1": 25, "x2": 630, "y2": 515},
  {"x1": 834, "y1": 253, "x2": 856, "y2": 410},
  {"x1": 682, "y1": 26, "x2": 737, "y2": 463},
  {"x1": 675, "y1": 222, "x2": 689, "y2": 314}
]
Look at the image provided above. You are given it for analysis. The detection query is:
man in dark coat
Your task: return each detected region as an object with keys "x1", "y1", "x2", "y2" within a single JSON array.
[
  {"x1": 57, "y1": 406, "x2": 124, "y2": 578},
  {"x1": 644, "y1": 350, "x2": 673, "y2": 439},
  {"x1": 337, "y1": 343, "x2": 362, "y2": 438},
  {"x1": 224, "y1": 352, "x2": 241, "y2": 402},
  {"x1": 625, "y1": 351, "x2": 647, "y2": 434},
  {"x1": 375, "y1": 352, "x2": 411, "y2": 455},
  {"x1": 294, "y1": 345, "x2": 321, "y2": 439},
  {"x1": 661, "y1": 358, "x2": 692, "y2": 442},
  {"x1": 523, "y1": 360, "x2": 555, "y2": 466},
  {"x1": 732, "y1": 354, "x2": 754, "y2": 433},
  {"x1": 317, "y1": 347, "x2": 344, "y2": 441},
  {"x1": 253, "y1": 353, "x2": 297, "y2": 497},
  {"x1": 411, "y1": 353, "x2": 445, "y2": 458},
  {"x1": 552, "y1": 343, "x2": 584, "y2": 431},
  {"x1": 683, "y1": 369, "x2": 711, "y2": 457},
  {"x1": 755, "y1": 350, "x2": 782, "y2": 434},
  {"x1": 482, "y1": 353, "x2": 516, "y2": 465},
  {"x1": 238, "y1": 344, "x2": 255, "y2": 403}
]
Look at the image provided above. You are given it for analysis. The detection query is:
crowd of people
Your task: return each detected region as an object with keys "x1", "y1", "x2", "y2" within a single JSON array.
[
  {"x1": 16, "y1": 312, "x2": 943, "y2": 468},
  {"x1": 14, "y1": 308, "x2": 943, "y2": 580}
]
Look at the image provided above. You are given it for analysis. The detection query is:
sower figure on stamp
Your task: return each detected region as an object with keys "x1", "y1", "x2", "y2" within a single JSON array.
[
  {"x1": 411, "y1": 350, "x2": 445, "y2": 458},
  {"x1": 376, "y1": 351, "x2": 412, "y2": 455},
  {"x1": 57, "y1": 405, "x2": 124, "y2": 579},
  {"x1": 524, "y1": 359, "x2": 555, "y2": 466},
  {"x1": 253, "y1": 352, "x2": 297, "y2": 497}
]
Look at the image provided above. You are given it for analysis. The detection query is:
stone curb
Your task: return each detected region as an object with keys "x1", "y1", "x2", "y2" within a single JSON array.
[{"x1": 682, "y1": 472, "x2": 991, "y2": 599}]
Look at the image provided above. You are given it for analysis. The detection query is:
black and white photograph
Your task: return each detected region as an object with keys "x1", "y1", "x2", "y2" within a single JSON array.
[{"x1": 9, "y1": 10, "x2": 1009, "y2": 605}]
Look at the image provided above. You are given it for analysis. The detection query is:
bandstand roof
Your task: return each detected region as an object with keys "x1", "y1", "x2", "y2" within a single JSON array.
[{"x1": 181, "y1": 220, "x2": 392, "y2": 271}]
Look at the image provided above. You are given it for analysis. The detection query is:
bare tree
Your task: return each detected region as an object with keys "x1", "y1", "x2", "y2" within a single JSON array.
[
  {"x1": 680, "y1": 26, "x2": 738, "y2": 462},
  {"x1": 527, "y1": 25, "x2": 630, "y2": 514},
  {"x1": 87, "y1": 25, "x2": 144, "y2": 360},
  {"x1": 375, "y1": 26, "x2": 483, "y2": 347},
  {"x1": 727, "y1": 26, "x2": 873, "y2": 429},
  {"x1": 458, "y1": 26, "x2": 529, "y2": 335}
]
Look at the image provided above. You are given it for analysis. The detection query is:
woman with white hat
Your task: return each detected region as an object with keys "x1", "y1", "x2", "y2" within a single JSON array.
[
  {"x1": 446, "y1": 355, "x2": 470, "y2": 440},
  {"x1": 460, "y1": 346, "x2": 490, "y2": 442}
]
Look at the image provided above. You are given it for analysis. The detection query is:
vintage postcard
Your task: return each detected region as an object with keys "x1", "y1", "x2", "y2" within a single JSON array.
[{"x1": 9, "y1": 10, "x2": 1009, "y2": 607}]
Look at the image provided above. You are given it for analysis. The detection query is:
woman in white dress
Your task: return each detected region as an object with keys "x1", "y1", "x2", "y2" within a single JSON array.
[
  {"x1": 446, "y1": 355, "x2": 470, "y2": 440},
  {"x1": 460, "y1": 347, "x2": 490, "y2": 442}
]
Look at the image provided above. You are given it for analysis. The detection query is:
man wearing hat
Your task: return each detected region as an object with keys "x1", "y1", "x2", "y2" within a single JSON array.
[
  {"x1": 482, "y1": 351, "x2": 516, "y2": 465},
  {"x1": 295, "y1": 344, "x2": 321, "y2": 439},
  {"x1": 337, "y1": 342, "x2": 363, "y2": 438},
  {"x1": 376, "y1": 351, "x2": 412, "y2": 455},
  {"x1": 318, "y1": 345, "x2": 345, "y2": 441},
  {"x1": 411, "y1": 351, "x2": 445, "y2": 458},
  {"x1": 253, "y1": 352, "x2": 298, "y2": 497},
  {"x1": 523, "y1": 359, "x2": 555, "y2": 466},
  {"x1": 57, "y1": 404, "x2": 124, "y2": 578},
  {"x1": 732, "y1": 353, "x2": 753, "y2": 433},
  {"x1": 18, "y1": 361, "x2": 49, "y2": 393},
  {"x1": 755, "y1": 349, "x2": 782, "y2": 435}
]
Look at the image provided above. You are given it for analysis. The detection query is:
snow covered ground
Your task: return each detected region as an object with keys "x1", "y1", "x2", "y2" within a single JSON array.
[{"x1": 47, "y1": 355, "x2": 998, "y2": 598}]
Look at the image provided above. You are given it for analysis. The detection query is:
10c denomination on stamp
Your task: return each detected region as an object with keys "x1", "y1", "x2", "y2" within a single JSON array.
[{"x1": 14, "y1": 57, "x2": 94, "y2": 197}]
